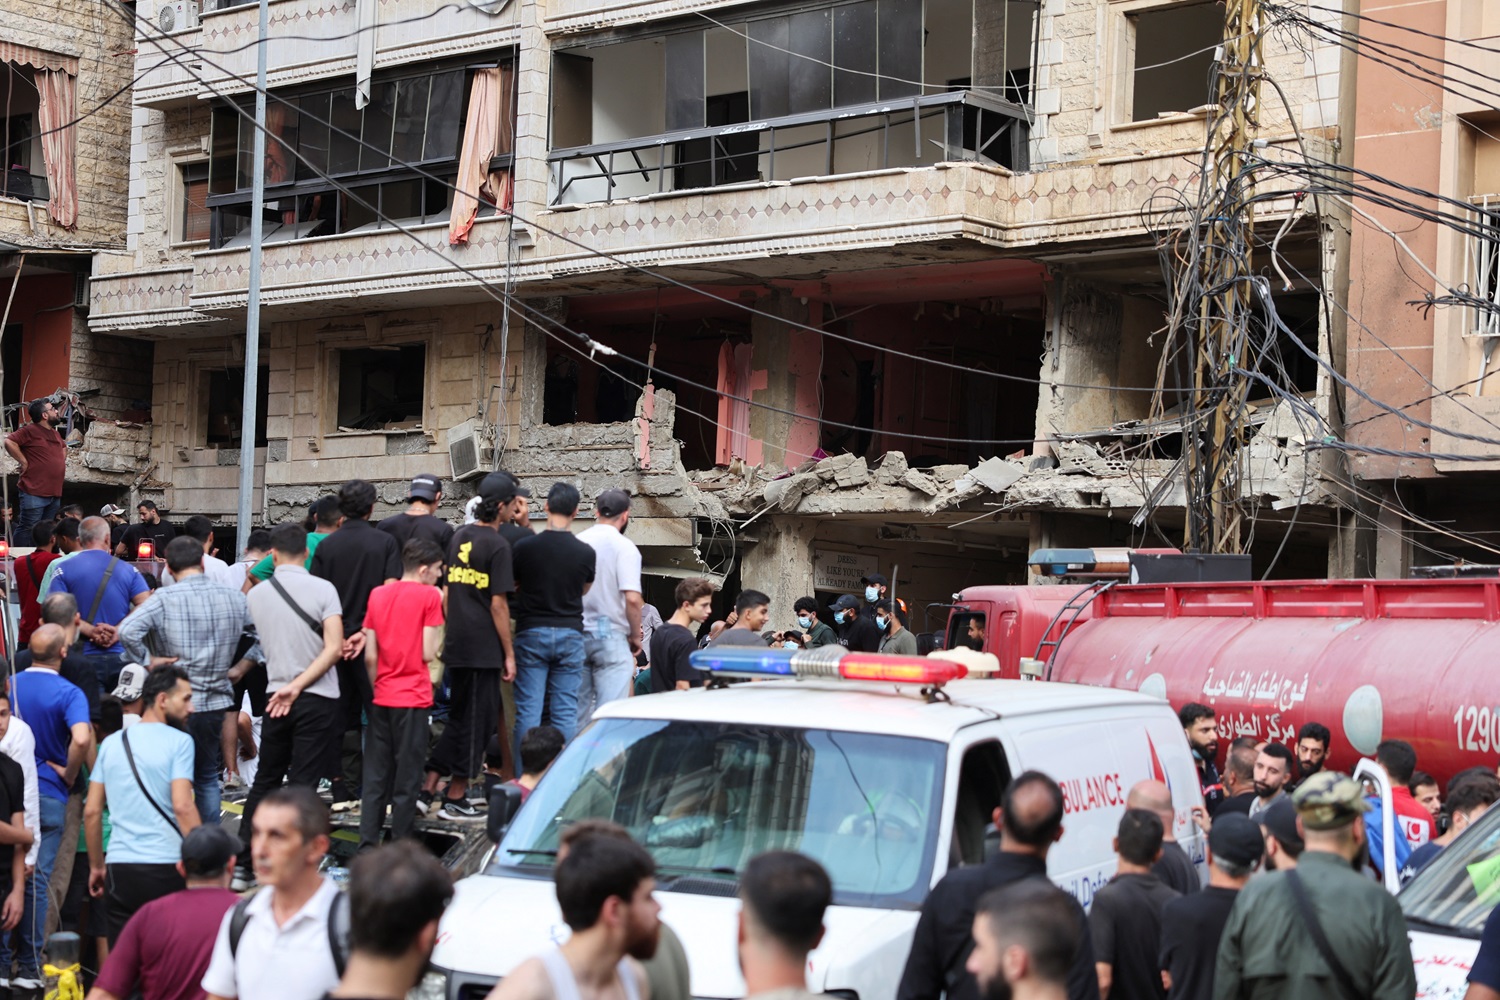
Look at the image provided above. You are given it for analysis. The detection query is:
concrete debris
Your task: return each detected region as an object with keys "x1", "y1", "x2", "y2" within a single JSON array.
[
  {"x1": 930, "y1": 464, "x2": 969, "y2": 484},
  {"x1": 960, "y1": 457, "x2": 1026, "y2": 493},
  {"x1": 767, "y1": 472, "x2": 822, "y2": 512},
  {"x1": 834, "y1": 456, "x2": 871, "y2": 488},
  {"x1": 1055, "y1": 440, "x2": 1131, "y2": 477},
  {"x1": 874, "y1": 451, "x2": 909, "y2": 485},
  {"x1": 899, "y1": 468, "x2": 942, "y2": 497}
]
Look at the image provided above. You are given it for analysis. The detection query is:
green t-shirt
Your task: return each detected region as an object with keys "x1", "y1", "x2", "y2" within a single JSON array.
[{"x1": 249, "y1": 531, "x2": 327, "y2": 583}]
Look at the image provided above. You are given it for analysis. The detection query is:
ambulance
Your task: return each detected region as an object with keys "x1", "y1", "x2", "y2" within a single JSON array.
[
  {"x1": 1401, "y1": 799, "x2": 1500, "y2": 997},
  {"x1": 418, "y1": 647, "x2": 1205, "y2": 1000}
]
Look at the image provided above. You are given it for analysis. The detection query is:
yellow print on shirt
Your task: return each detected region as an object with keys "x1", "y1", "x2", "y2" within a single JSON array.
[{"x1": 448, "y1": 564, "x2": 490, "y2": 588}]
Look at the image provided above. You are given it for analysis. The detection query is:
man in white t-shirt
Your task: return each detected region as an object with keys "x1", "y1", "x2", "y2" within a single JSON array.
[{"x1": 575, "y1": 489, "x2": 643, "y2": 728}]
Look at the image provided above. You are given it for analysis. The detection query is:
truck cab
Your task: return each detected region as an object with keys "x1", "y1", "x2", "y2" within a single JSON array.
[{"x1": 942, "y1": 584, "x2": 1090, "y2": 676}]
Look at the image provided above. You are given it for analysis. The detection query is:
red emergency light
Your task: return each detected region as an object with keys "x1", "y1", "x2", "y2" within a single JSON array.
[
  {"x1": 137, "y1": 540, "x2": 153, "y2": 560},
  {"x1": 0, "y1": 539, "x2": 9, "y2": 559},
  {"x1": 689, "y1": 646, "x2": 966, "y2": 687}
]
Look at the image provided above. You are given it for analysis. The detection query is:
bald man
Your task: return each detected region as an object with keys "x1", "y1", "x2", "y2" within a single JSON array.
[{"x1": 1127, "y1": 781, "x2": 1200, "y2": 896}]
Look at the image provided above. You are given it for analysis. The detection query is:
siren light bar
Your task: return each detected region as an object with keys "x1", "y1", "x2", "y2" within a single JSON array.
[{"x1": 689, "y1": 645, "x2": 967, "y2": 686}]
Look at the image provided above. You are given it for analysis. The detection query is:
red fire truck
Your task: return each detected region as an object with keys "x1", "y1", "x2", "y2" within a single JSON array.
[{"x1": 944, "y1": 563, "x2": 1500, "y2": 786}]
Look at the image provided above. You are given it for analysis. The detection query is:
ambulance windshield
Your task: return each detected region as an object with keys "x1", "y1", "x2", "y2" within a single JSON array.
[{"x1": 497, "y1": 718, "x2": 947, "y2": 908}]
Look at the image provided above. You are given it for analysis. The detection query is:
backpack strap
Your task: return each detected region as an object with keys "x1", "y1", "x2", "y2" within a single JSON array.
[
  {"x1": 228, "y1": 889, "x2": 348, "y2": 977},
  {"x1": 1285, "y1": 870, "x2": 1362, "y2": 1000},
  {"x1": 267, "y1": 575, "x2": 324, "y2": 635},
  {"x1": 85, "y1": 557, "x2": 120, "y2": 625}
]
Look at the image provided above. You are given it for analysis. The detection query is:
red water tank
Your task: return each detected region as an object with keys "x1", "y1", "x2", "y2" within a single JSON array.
[{"x1": 1048, "y1": 578, "x2": 1500, "y2": 786}]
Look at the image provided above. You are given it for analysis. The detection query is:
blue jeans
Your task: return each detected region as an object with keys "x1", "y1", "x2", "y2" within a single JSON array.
[
  {"x1": 14, "y1": 493, "x2": 59, "y2": 542},
  {"x1": 512, "y1": 628, "x2": 585, "y2": 765},
  {"x1": 187, "y1": 709, "x2": 225, "y2": 824},
  {"x1": 82, "y1": 653, "x2": 127, "y2": 695},
  {"x1": 0, "y1": 795, "x2": 66, "y2": 979},
  {"x1": 577, "y1": 627, "x2": 635, "y2": 729}
]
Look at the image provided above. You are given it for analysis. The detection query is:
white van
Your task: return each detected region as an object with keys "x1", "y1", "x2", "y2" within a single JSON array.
[
  {"x1": 420, "y1": 675, "x2": 1205, "y2": 1000},
  {"x1": 1401, "y1": 798, "x2": 1500, "y2": 995}
]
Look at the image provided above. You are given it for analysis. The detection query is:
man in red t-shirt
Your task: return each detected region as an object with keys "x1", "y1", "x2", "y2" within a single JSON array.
[
  {"x1": 4, "y1": 399, "x2": 65, "y2": 540},
  {"x1": 14, "y1": 522, "x2": 60, "y2": 646},
  {"x1": 89, "y1": 825, "x2": 240, "y2": 1000},
  {"x1": 358, "y1": 538, "x2": 445, "y2": 849},
  {"x1": 1377, "y1": 738, "x2": 1435, "y2": 847}
]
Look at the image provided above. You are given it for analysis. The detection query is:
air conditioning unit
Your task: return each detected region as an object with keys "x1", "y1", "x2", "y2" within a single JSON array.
[
  {"x1": 157, "y1": 0, "x2": 199, "y2": 33},
  {"x1": 447, "y1": 418, "x2": 495, "y2": 482}
]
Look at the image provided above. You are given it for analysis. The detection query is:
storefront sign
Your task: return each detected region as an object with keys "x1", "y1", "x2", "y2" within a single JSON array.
[{"x1": 814, "y1": 549, "x2": 878, "y2": 592}]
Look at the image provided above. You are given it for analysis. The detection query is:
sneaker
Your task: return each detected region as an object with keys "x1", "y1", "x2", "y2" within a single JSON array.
[
  {"x1": 231, "y1": 864, "x2": 256, "y2": 892},
  {"x1": 416, "y1": 790, "x2": 436, "y2": 816},
  {"x1": 13, "y1": 978, "x2": 42, "y2": 997},
  {"x1": 438, "y1": 797, "x2": 484, "y2": 822},
  {"x1": 329, "y1": 781, "x2": 359, "y2": 813}
]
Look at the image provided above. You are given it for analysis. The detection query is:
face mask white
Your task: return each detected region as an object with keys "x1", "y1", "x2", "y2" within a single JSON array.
[
  {"x1": 834, "y1": 610, "x2": 846, "y2": 624},
  {"x1": 876, "y1": 616, "x2": 889, "y2": 631},
  {"x1": 864, "y1": 586, "x2": 880, "y2": 603},
  {"x1": 797, "y1": 615, "x2": 812, "y2": 629},
  {"x1": 782, "y1": 641, "x2": 798, "y2": 650}
]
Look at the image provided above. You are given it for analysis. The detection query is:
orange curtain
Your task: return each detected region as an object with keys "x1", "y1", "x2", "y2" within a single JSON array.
[
  {"x1": 715, "y1": 341, "x2": 752, "y2": 465},
  {"x1": 34, "y1": 67, "x2": 77, "y2": 229},
  {"x1": 449, "y1": 65, "x2": 515, "y2": 246}
]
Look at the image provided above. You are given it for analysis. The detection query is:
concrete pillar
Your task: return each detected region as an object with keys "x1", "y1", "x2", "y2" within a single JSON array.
[
  {"x1": 747, "y1": 293, "x2": 822, "y2": 471},
  {"x1": 510, "y1": 0, "x2": 555, "y2": 221},
  {"x1": 1373, "y1": 494, "x2": 1412, "y2": 580},
  {"x1": 739, "y1": 516, "x2": 817, "y2": 620}
]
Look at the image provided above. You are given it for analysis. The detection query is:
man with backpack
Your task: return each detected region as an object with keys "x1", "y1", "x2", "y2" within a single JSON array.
[
  {"x1": 84, "y1": 665, "x2": 199, "y2": 944},
  {"x1": 203, "y1": 787, "x2": 346, "y2": 1000},
  {"x1": 48, "y1": 516, "x2": 151, "y2": 693}
]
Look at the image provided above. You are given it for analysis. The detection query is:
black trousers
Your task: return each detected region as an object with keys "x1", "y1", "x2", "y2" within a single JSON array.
[
  {"x1": 104, "y1": 863, "x2": 185, "y2": 945},
  {"x1": 333, "y1": 657, "x2": 373, "y2": 787},
  {"x1": 425, "y1": 668, "x2": 500, "y2": 781},
  {"x1": 359, "y1": 706, "x2": 431, "y2": 850},
  {"x1": 240, "y1": 692, "x2": 340, "y2": 857}
]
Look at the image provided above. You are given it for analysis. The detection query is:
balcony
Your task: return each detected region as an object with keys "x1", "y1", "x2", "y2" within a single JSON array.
[
  {"x1": 549, "y1": 90, "x2": 1030, "y2": 206},
  {"x1": 0, "y1": 171, "x2": 48, "y2": 204}
]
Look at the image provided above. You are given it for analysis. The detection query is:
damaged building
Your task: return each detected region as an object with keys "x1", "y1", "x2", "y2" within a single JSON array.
[{"x1": 86, "y1": 0, "x2": 1354, "y2": 622}]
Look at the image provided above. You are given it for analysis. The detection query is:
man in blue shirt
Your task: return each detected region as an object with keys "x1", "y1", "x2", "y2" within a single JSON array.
[
  {"x1": 7, "y1": 624, "x2": 90, "y2": 996},
  {"x1": 85, "y1": 664, "x2": 198, "y2": 944},
  {"x1": 48, "y1": 516, "x2": 150, "y2": 692}
]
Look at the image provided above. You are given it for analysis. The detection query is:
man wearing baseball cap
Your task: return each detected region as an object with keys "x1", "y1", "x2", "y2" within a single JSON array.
[
  {"x1": 377, "y1": 474, "x2": 454, "y2": 551},
  {"x1": 575, "y1": 489, "x2": 642, "y2": 728},
  {"x1": 100, "y1": 505, "x2": 130, "y2": 552},
  {"x1": 89, "y1": 825, "x2": 240, "y2": 1000},
  {"x1": 1215, "y1": 772, "x2": 1416, "y2": 999},
  {"x1": 1254, "y1": 798, "x2": 1303, "y2": 871},
  {"x1": 1158, "y1": 813, "x2": 1261, "y2": 1000}
]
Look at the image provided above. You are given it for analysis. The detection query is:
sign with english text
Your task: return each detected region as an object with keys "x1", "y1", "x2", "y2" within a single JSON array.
[{"x1": 813, "y1": 550, "x2": 878, "y2": 593}]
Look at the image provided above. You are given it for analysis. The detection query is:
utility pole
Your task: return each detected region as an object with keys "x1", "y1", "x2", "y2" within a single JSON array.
[
  {"x1": 1182, "y1": 0, "x2": 1264, "y2": 554},
  {"x1": 237, "y1": 0, "x2": 269, "y2": 555}
]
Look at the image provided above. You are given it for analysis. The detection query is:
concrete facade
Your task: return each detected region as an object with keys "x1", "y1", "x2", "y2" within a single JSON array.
[{"x1": 88, "y1": 0, "x2": 1355, "y2": 623}]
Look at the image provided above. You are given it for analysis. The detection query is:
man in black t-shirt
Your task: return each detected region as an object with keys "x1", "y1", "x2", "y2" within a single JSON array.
[
  {"x1": 1158, "y1": 813, "x2": 1262, "y2": 1000},
  {"x1": 509, "y1": 483, "x2": 595, "y2": 766},
  {"x1": 1089, "y1": 809, "x2": 1180, "y2": 1000},
  {"x1": 649, "y1": 578, "x2": 715, "y2": 694},
  {"x1": 491, "y1": 473, "x2": 534, "y2": 552},
  {"x1": 422, "y1": 478, "x2": 516, "y2": 822},
  {"x1": 376, "y1": 474, "x2": 455, "y2": 551},
  {"x1": 114, "y1": 500, "x2": 177, "y2": 559},
  {"x1": 0, "y1": 693, "x2": 29, "y2": 927}
]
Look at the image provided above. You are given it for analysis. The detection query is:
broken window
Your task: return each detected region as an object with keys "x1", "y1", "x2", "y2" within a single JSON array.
[
  {"x1": 204, "y1": 367, "x2": 269, "y2": 447},
  {"x1": 179, "y1": 162, "x2": 211, "y2": 243},
  {"x1": 1127, "y1": 2, "x2": 1221, "y2": 121},
  {"x1": 336, "y1": 344, "x2": 426, "y2": 431},
  {"x1": 206, "y1": 59, "x2": 510, "y2": 247},
  {"x1": 1, "y1": 75, "x2": 44, "y2": 202}
]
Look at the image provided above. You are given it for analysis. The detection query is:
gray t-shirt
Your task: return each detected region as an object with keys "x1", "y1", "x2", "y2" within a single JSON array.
[
  {"x1": 709, "y1": 628, "x2": 768, "y2": 647},
  {"x1": 246, "y1": 565, "x2": 343, "y2": 699}
]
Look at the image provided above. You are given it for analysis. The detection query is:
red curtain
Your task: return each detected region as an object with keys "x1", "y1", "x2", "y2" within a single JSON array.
[{"x1": 34, "y1": 67, "x2": 77, "y2": 229}]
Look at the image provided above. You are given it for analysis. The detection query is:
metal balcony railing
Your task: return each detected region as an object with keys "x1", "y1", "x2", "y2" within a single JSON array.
[
  {"x1": 547, "y1": 89, "x2": 1031, "y2": 207},
  {"x1": 1, "y1": 171, "x2": 48, "y2": 203}
]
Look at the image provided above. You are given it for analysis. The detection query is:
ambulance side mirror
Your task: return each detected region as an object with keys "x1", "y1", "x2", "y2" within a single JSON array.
[{"x1": 488, "y1": 784, "x2": 524, "y2": 844}]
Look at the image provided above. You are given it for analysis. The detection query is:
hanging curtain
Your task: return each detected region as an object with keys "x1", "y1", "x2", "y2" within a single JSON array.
[
  {"x1": 449, "y1": 65, "x2": 514, "y2": 246},
  {"x1": 33, "y1": 67, "x2": 77, "y2": 229},
  {"x1": 353, "y1": 0, "x2": 377, "y2": 108},
  {"x1": 715, "y1": 340, "x2": 752, "y2": 465}
]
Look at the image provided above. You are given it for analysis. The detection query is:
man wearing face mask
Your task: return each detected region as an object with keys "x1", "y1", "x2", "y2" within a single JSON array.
[
  {"x1": 1215, "y1": 772, "x2": 1416, "y2": 1000},
  {"x1": 874, "y1": 600, "x2": 918, "y2": 655},
  {"x1": 792, "y1": 598, "x2": 838, "y2": 648},
  {"x1": 828, "y1": 595, "x2": 859, "y2": 646}
]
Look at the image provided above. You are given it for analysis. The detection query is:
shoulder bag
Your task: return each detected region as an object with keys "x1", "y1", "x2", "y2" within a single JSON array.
[
  {"x1": 120, "y1": 729, "x2": 181, "y2": 837},
  {"x1": 268, "y1": 575, "x2": 324, "y2": 635}
]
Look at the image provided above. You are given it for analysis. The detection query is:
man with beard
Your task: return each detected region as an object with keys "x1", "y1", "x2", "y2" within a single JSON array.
[
  {"x1": 966, "y1": 880, "x2": 1082, "y2": 1000},
  {"x1": 1254, "y1": 799, "x2": 1303, "y2": 871},
  {"x1": 1215, "y1": 772, "x2": 1416, "y2": 1000},
  {"x1": 326, "y1": 841, "x2": 453, "y2": 1000},
  {"x1": 1290, "y1": 723, "x2": 1329, "y2": 790},
  {"x1": 1178, "y1": 705, "x2": 1224, "y2": 812},
  {"x1": 1246, "y1": 744, "x2": 1293, "y2": 819},
  {"x1": 487, "y1": 831, "x2": 659, "y2": 1000},
  {"x1": 84, "y1": 665, "x2": 199, "y2": 942},
  {"x1": 899, "y1": 771, "x2": 1100, "y2": 1000},
  {"x1": 5, "y1": 398, "x2": 65, "y2": 538},
  {"x1": 738, "y1": 852, "x2": 831, "y2": 1000},
  {"x1": 1215, "y1": 745, "x2": 1258, "y2": 817}
]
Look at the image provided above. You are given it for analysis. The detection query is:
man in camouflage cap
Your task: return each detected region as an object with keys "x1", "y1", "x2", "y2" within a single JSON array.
[{"x1": 1213, "y1": 772, "x2": 1416, "y2": 1000}]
